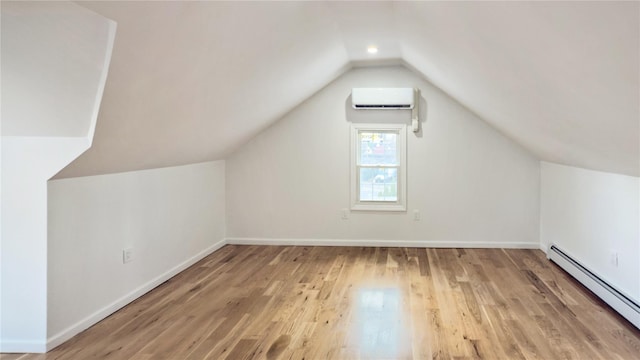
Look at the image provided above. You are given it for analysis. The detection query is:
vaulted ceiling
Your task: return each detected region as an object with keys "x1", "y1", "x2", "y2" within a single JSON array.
[{"x1": 56, "y1": 1, "x2": 639, "y2": 178}]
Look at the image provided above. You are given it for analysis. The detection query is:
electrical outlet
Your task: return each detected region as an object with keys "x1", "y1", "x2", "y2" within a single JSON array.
[
  {"x1": 413, "y1": 209, "x2": 421, "y2": 221},
  {"x1": 123, "y1": 248, "x2": 134, "y2": 264},
  {"x1": 610, "y1": 251, "x2": 618, "y2": 267},
  {"x1": 341, "y1": 208, "x2": 349, "y2": 220}
]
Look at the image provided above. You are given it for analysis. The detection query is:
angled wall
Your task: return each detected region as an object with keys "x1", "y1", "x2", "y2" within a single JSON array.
[
  {"x1": 226, "y1": 66, "x2": 540, "y2": 246},
  {"x1": 1, "y1": 1, "x2": 115, "y2": 352},
  {"x1": 540, "y1": 162, "x2": 640, "y2": 302},
  {"x1": 47, "y1": 161, "x2": 226, "y2": 350}
]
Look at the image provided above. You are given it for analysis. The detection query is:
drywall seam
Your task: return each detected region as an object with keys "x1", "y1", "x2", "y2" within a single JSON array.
[{"x1": 45, "y1": 239, "x2": 226, "y2": 351}]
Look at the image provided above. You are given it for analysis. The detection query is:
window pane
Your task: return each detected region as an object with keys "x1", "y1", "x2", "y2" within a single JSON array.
[
  {"x1": 359, "y1": 131, "x2": 398, "y2": 166},
  {"x1": 359, "y1": 167, "x2": 398, "y2": 202}
]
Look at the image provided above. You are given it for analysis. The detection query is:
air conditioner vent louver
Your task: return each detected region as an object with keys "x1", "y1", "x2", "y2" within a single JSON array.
[{"x1": 354, "y1": 104, "x2": 413, "y2": 109}]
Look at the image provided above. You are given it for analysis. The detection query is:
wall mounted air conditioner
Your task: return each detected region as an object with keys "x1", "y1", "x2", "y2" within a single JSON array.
[
  {"x1": 351, "y1": 88, "x2": 415, "y2": 109},
  {"x1": 352, "y1": 87, "x2": 421, "y2": 132}
]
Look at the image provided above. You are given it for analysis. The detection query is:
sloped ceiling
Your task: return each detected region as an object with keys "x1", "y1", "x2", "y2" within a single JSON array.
[
  {"x1": 2, "y1": 1, "x2": 114, "y2": 138},
  {"x1": 56, "y1": 1, "x2": 639, "y2": 178}
]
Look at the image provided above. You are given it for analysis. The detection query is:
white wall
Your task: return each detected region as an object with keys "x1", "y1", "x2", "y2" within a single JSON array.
[
  {"x1": 540, "y1": 162, "x2": 640, "y2": 300},
  {"x1": 46, "y1": 161, "x2": 226, "y2": 349},
  {"x1": 226, "y1": 66, "x2": 540, "y2": 247},
  {"x1": 0, "y1": 1, "x2": 115, "y2": 352},
  {"x1": 1, "y1": 137, "x2": 89, "y2": 352}
]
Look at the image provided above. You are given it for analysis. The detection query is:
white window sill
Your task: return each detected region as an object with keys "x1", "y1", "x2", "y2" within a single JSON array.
[{"x1": 351, "y1": 203, "x2": 406, "y2": 212}]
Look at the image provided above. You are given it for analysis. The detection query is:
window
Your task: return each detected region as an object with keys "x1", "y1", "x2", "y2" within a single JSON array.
[{"x1": 351, "y1": 123, "x2": 406, "y2": 211}]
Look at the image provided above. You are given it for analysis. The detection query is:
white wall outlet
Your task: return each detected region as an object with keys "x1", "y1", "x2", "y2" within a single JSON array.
[
  {"x1": 609, "y1": 251, "x2": 619, "y2": 267},
  {"x1": 413, "y1": 209, "x2": 421, "y2": 221},
  {"x1": 341, "y1": 208, "x2": 349, "y2": 220},
  {"x1": 123, "y1": 248, "x2": 134, "y2": 264}
]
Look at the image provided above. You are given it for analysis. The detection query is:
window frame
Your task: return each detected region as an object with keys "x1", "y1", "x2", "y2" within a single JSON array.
[{"x1": 350, "y1": 123, "x2": 407, "y2": 212}]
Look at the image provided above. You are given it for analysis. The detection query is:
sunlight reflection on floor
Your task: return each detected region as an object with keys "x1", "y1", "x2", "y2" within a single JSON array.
[{"x1": 353, "y1": 288, "x2": 409, "y2": 358}]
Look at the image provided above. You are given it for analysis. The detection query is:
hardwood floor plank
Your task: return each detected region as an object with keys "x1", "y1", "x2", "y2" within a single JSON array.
[{"x1": 5, "y1": 245, "x2": 640, "y2": 359}]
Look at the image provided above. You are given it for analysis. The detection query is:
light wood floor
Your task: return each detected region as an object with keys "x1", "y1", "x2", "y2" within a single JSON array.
[{"x1": 5, "y1": 245, "x2": 640, "y2": 359}]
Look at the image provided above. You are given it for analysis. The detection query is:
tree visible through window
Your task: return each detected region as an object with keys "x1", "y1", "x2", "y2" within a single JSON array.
[{"x1": 351, "y1": 123, "x2": 406, "y2": 211}]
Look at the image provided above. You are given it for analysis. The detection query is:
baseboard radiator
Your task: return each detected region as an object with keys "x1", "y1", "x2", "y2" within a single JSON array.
[{"x1": 548, "y1": 244, "x2": 640, "y2": 330}]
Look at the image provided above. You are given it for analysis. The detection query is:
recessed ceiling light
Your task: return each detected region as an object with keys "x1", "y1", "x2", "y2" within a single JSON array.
[{"x1": 367, "y1": 46, "x2": 378, "y2": 54}]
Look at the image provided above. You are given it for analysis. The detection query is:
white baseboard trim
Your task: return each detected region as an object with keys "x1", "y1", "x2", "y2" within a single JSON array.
[
  {"x1": 226, "y1": 237, "x2": 540, "y2": 249},
  {"x1": 0, "y1": 339, "x2": 47, "y2": 354},
  {"x1": 45, "y1": 238, "x2": 227, "y2": 352}
]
